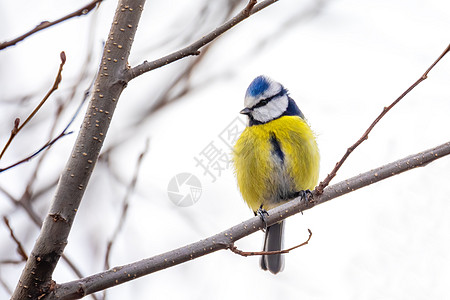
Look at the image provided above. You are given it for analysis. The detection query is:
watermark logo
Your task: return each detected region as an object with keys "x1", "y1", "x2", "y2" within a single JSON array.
[
  {"x1": 194, "y1": 116, "x2": 246, "y2": 182},
  {"x1": 167, "y1": 116, "x2": 246, "y2": 206},
  {"x1": 167, "y1": 173, "x2": 202, "y2": 207}
]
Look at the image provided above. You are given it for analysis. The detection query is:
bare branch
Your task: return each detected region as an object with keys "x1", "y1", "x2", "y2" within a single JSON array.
[
  {"x1": 316, "y1": 43, "x2": 450, "y2": 194},
  {"x1": 18, "y1": 52, "x2": 66, "y2": 132},
  {"x1": 45, "y1": 141, "x2": 450, "y2": 300},
  {"x1": 2, "y1": 216, "x2": 28, "y2": 261},
  {"x1": 0, "y1": 185, "x2": 96, "y2": 299},
  {"x1": 23, "y1": 32, "x2": 98, "y2": 200},
  {"x1": 21, "y1": 101, "x2": 66, "y2": 202},
  {"x1": 125, "y1": 0, "x2": 279, "y2": 82},
  {"x1": 103, "y1": 139, "x2": 149, "y2": 300},
  {"x1": 0, "y1": 0, "x2": 103, "y2": 50},
  {"x1": 0, "y1": 63, "x2": 92, "y2": 174},
  {"x1": 0, "y1": 131, "x2": 73, "y2": 173},
  {"x1": 0, "y1": 259, "x2": 24, "y2": 265},
  {"x1": 0, "y1": 51, "x2": 66, "y2": 161},
  {"x1": 230, "y1": 229, "x2": 312, "y2": 257},
  {"x1": 104, "y1": 139, "x2": 150, "y2": 270},
  {"x1": 0, "y1": 276, "x2": 12, "y2": 295}
]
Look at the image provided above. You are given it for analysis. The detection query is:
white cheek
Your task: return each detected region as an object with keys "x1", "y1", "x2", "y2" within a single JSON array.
[
  {"x1": 252, "y1": 106, "x2": 271, "y2": 123},
  {"x1": 252, "y1": 95, "x2": 288, "y2": 123}
]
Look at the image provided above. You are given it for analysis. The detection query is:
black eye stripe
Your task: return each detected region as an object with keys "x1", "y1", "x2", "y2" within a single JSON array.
[{"x1": 250, "y1": 90, "x2": 285, "y2": 110}]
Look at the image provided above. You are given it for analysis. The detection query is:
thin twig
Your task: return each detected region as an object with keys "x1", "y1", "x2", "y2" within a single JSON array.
[
  {"x1": 0, "y1": 69, "x2": 92, "y2": 174},
  {"x1": 22, "y1": 101, "x2": 65, "y2": 204},
  {"x1": 0, "y1": 260, "x2": 24, "y2": 265},
  {"x1": 0, "y1": 0, "x2": 102, "y2": 50},
  {"x1": 17, "y1": 52, "x2": 66, "y2": 132},
  {"x1": 316, "y1": 43, "x2": 450, "y2": 194},
  {"x1": 0, "y1": 51, "x2": 66, "y2": 161},
  {"x1": 0, "y1": 131, "x2": 73, "y2": 173},
  {"x1": 104, "y1": 139, "x2": 150, "y2": 270},
  {"x1": 102, "y1": 139, "x2": 149, "y2": 300},
  {"x1": 125, "y1": 0, "x2": 278, "y2": 81},
  {"x1": 22, "y1": 32, "x2": 97, "y2": 198},
  {"x1": 3, "y1": 216, "x2": 28, "y2": 261},
  {"x1": 0, "y1": 275, "x2": 12, "y2": 295},
  {"x1": 230, "y1": 229, "x2": 312, "y2": 257},
  {"x1": 0, "y1": 186, "x2": 95, "y2": 299}
]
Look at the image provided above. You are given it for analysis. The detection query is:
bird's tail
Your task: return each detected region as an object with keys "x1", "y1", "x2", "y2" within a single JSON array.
[{"x1": 260, "y1": 220, "x2": 285, "y2": 274}]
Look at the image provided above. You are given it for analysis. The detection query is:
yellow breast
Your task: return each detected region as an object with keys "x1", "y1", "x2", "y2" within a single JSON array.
[{"x1": 233, "y1": 115, "x2": 320, "y2": 212}]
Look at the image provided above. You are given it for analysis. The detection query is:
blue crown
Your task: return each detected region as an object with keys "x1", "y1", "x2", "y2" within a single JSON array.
[{"x1": 246, "y1": 75, "x2": 270, "y2": 98}]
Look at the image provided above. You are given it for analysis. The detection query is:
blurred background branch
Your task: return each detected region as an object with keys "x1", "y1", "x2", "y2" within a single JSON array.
[
  {"x1": 0, "y1": 0, "x2": 103, "y2": 50},
  {"x1": 102, "y1": 139, "x2": 149, "y2": 300},
  {"x1": 2, "y1": 216, "x2": 27, "y2": 262},
  {"x1": 0, "y1": 51, "x2": 66, "y2": 161}
]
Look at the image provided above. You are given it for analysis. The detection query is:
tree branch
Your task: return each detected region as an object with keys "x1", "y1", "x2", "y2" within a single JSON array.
[
  {"x1": 1, "y1": 184, "x2": 97, "y2": 300},
  {"x1": 104, "y1": 139, "x2": 149, "y2": 270},
  {"x1": 0, "y1": 276, "x2": 12, "y2": 296},
  {"x1": 3, "y1": 216, "x2": 28, "y2": 262},
  {"x1": 0, "y1": 131, "x2": 73, "y2": 173},
  {"x1": 0, "y1": 0, "x2": 103, "y2": 50},
  {"x1": 124, "y1": 0, "x2": 279, "y2": 82},
  {"x1": 10, "y1": 0, "x2": 145, "y2": 298},
  {"x1": 102, "y1": 139, "x2": 149, "y2": 300},
  {"x1": 230, "y1": 229, "x2": 313, "y2": 257},
  {"x1": 45, "y1": 141, "x2": 450, "y2": 300}
]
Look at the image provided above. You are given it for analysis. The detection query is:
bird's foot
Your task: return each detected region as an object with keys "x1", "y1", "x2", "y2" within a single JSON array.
[
  {"x1": 293, "y1": 189, "x2": 314, "y2": 203},
  {"x1": 256, "y1": 205, "x2": 269, "y2": 232}
]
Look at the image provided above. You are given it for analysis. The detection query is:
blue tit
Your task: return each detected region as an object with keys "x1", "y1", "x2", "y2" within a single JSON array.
[{"x1": 233, "y1": 75, "x2": 320, "y2": 274}]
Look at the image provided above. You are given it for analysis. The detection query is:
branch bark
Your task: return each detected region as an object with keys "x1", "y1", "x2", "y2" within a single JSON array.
[
  {"x1": 44, "y1": 141, "x2": 450, "y2": 300},
  {"x1": 10, "y1": 0, "x2": 145, "y2": 298}
]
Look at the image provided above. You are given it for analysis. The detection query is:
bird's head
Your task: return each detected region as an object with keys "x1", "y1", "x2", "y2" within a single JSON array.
[{"x1": 241, "y1": 75, "x2": 290, "y2": 125}]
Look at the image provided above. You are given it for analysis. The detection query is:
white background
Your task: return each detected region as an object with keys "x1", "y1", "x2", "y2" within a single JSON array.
[{"x1": 1, "y1": 0, "x2": 450, "y2": 299}]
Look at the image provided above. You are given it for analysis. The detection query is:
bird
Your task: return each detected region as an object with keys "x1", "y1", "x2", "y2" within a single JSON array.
[{"x1": 233, "y1": 75, "x2": 320, "y2": 274}]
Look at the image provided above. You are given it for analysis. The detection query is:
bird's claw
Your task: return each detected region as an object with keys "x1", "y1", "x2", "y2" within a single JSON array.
[
  {"x1": 293, "y1": 189, "x2": 314, "y2": 203},
  {"x1": 256, "y1": 205, "x2": 269, "y2": 232}
]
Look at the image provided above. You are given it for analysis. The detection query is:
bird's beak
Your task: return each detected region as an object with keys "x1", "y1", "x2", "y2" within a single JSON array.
[{"x1": 240, "y1": 107, "x2": 252, "y2": 115}]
